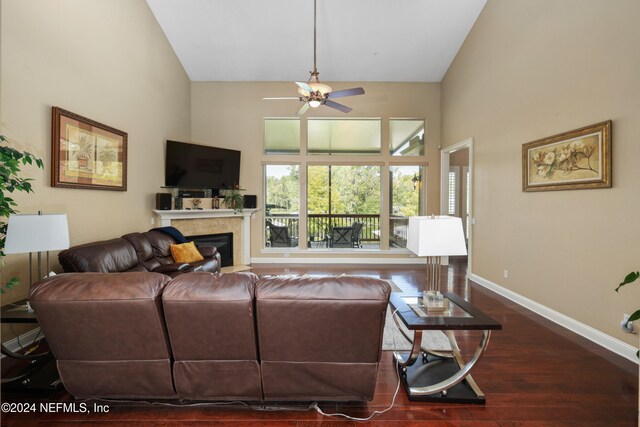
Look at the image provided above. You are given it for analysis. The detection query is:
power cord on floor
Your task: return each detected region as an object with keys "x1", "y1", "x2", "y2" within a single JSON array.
[
  {"x1": 310, "y1": 308, "x2": 403, "y2": 421},
  {"x1": 310, "y1": 373, "x2": 400, "y2": 422},
  {"x1": 9, "y1": 323, "x2": 43, "y2": 355}
]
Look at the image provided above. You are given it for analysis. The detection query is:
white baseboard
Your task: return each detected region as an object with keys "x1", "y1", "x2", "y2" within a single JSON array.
[
  {"x1": 468, "y1": 273, "x2": 639, "y2": 364},
  {"x1": 0, "y1": 327, "x2": 42, "y2": 359}
]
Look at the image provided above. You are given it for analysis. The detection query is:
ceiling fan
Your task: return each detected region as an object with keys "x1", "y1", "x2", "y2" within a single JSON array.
[{"x1": 262, "y1": 0, "x2": 365, "y2": 116}]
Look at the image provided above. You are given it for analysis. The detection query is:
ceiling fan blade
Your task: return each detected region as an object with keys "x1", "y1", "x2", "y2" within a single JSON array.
[
  {"x1": 326, "y1": 87, "x2": 365, "y2": 99},
  {"x1": 297, "y1": 103, "x2": 311, "y2": 116},
  {"x1": 262, "y1": 97, "x2": 300, "y2": 100},
  {"x1": 324, "y1": 100, "x2": 352, "y2": 113},
  {"x1": 295, "y1": 81, "x2": 313, "y2": 94}
]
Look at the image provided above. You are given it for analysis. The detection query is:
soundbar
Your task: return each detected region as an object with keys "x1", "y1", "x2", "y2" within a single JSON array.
[{"x1": 178, "y1": 190, "x2": 205, "y2": 198}]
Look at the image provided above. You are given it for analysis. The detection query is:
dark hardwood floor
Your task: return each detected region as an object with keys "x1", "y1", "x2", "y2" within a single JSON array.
[{"x1": 1, "y1": 259, "x2": 638, "y2": 426}]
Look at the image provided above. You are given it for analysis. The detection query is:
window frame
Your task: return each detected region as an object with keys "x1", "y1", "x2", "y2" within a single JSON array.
[
  {"x1": 263, "y1": 117, "x2": 301, "y2": 155},
  {"x1": 262, "y1": 116, "x2": 429, "y2": 253}
]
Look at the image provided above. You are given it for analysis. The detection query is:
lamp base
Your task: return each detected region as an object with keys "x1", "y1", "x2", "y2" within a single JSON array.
[
  {"x1": 424, "y1": 255, "x2": 444, "y2": 300},
  {"x1": 422, "y1": 290, "x2": 446, "y2": 311}
]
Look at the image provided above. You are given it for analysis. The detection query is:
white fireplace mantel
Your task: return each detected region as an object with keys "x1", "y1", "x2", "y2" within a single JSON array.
[{"x1": 153, "y1": 209, "x2": 259, "y2": 265}]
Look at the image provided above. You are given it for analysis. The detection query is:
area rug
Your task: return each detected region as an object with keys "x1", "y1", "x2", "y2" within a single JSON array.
[{"x1": 382, "y1": 280, "x2": 451, "y2": 351}]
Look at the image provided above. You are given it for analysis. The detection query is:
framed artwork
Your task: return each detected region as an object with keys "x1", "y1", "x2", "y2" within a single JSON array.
[
  {"x1": 52, "y1": 107, "x2": 127, "y2": 191},
  {"x1": 522, "y1": 120, "x2": 611, "y2": 192}
]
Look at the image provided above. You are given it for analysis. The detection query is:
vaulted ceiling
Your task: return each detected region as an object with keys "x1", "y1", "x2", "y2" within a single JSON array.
[{"x1": 146, "y1": 0, "x2": 486, "y2": 82}]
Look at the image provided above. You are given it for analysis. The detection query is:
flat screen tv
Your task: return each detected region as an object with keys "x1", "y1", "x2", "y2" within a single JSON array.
[{"x1": 165, "y1": 140, "x2": 240, "y2": 189}]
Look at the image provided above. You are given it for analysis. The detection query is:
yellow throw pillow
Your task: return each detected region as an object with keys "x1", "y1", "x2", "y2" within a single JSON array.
[{"x1": 170, "y1": 242, "x2": 204, "y2": 263}]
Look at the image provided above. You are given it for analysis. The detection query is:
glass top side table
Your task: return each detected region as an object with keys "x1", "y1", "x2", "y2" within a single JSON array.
[{"x1": 389, "y1": 292, "x2": 502, "y2": 404}]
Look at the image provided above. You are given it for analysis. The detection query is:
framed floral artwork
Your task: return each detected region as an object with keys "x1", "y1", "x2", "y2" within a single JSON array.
[
  {"x1": 52, "y1": 107, "x2": 127, "y2": 191},
  {"x1": 522, "y1": 120, "x2": 611, "y2": 192}
]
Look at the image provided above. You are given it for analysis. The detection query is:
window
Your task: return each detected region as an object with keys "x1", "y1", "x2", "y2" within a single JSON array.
[
  {"x1": 390, "y1": 119, "x2": 424, "y2": 156},
  {"x1": 264, "y1": 119, "x2": 300, "y2": 154},
  {"x1": 307, "y1": 165, "x2": 381, "y2": 249},
  {"x1": 264, "y1": 165, "x2": 299, "y2": 248},
  {"x1": 263, "y1": 116, "x2": 428, "y2": 252},
  {"x1": 448, "y1": 170, "x2": 457, "y2": 216},
  {"x1": 389, "y1": 165, "x2": 425, "y2": 248},
  {"x1": 308, "y1": 119, "x2": 381, "y2": 155}
]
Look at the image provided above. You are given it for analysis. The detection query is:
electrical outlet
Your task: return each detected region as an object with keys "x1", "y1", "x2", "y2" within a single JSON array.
[
  {"x1": 503, "y1": 269, "x2": 509, "y2": 279},
  {"x1": 150, "y1": 217, "x2": 155, "y2": 225},
  {"x1": 621, "y1": 314, "x2": 636, "y2": 334}
]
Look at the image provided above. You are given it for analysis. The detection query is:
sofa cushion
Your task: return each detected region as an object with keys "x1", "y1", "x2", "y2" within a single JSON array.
[
  {"x1": 256, "y1": 276, "x2": 390, "y2": 363},
  {"x1": 255, "y1": 275, "x2": 390, "y2": 401},
  {"x1": 58, "y1": 238, "x2": 140, "y2": 273},
  {"x1": 122, "y1": 232, "x2": 158, "y2": 270},
  {"x1": 162, "y1": 272, "x2": 259, "y2": 361},
  {"x1": 146, "y1": 230, "x2": 177, "y2": 261},
  {"x1": 163, "y1": 272, "x2": 262, "y2": 400},
  {"x1": 30, "y1": 272, "x2": 173, "y2": 360},
  {"x1": 29, "y1": 272, "x2": 177, "y2": 399}
]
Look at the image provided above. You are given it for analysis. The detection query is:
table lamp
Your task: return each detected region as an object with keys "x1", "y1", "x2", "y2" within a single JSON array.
[
  {"x1": 4, "y1": 212, "x2": 70, "y2": 310},
  {"x1": 406, "y1": 215, "x2": 467, "y2": 308}
]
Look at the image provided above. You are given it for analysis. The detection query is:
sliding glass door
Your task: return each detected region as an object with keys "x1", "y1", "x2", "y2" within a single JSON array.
[{"x1": 307, "y1": 165, "x2": 381, "y2": 249}]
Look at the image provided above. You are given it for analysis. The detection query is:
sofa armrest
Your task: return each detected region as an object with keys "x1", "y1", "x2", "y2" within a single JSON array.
[
  {"x1": 196, "y1": 246, "x2": 218, "y2": 258},
  {"x1": 153, "y1": 263, "x2": 190, "y2": 274}
]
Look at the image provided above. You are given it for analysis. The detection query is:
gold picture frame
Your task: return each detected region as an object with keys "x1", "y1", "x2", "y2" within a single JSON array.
[
  {"x1": 522, "y1": 120, "x2": 611, "y2": 192},
  {"x1": 52, "y1": 107, "x2": 127, "y2": 191}
]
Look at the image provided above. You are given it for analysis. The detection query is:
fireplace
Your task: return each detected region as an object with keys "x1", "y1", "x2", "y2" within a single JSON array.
[
  {"x1": 189, "y1": 232, "x2": 233, "y2": 267},
  {"x1": 155, "y1": 209, "x2": 257, "y2": 267}
]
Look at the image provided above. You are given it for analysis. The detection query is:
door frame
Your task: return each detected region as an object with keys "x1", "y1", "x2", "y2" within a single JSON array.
[{"x1": 440, "y1": 138, "x2": 474, "y2": 275}]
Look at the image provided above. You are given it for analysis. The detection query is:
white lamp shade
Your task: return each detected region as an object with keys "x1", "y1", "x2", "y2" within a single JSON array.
[
  {"x1": 4, "y1": 213, "x2": 70, "y2": 254},
  {"x1": 406, "y1": 216, "x2": 467, "y2": 257}
]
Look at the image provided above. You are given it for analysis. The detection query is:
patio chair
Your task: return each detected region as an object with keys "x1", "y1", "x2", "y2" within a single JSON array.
[
  {"x1": 351, "y1": 222, "x2": 363, "y2": 248},
  {"x1": 328, "y1": 226, "x2": 353, "y2": 248},
  {"x1": 268, "y1": 224, "x2": 298, "y2": 248}
]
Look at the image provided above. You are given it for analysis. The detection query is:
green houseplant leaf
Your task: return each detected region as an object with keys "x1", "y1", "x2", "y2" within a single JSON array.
[
  {"x1": 615, "y1": 270, "x2": 640, "y2": 358},
  {"x1": 627, "y1": 309, "x2": 640, "y2": 324},
  {"x1": 0, "y1": 135, "x2": 44, "y2": 294},
  {"x1": 615, "y1": 271, "x2": 639, "y2": 292},
  {"x1": 223, "y1": 189, "x2": 244, "y2": 213}
]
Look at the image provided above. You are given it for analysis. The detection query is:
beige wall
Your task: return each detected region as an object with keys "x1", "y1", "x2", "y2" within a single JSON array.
[
  {"x1": 190, "y1": 82, "x2": 440, "y2": 261},
  {"x1": 442, "y1": 0, "x2": 640, "y2": 348},
  {"x1": 0, "y1": 0, "x2": 191, "y2": 312}
]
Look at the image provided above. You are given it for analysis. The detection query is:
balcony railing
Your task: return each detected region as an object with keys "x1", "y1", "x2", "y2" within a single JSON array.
[
  {"x1": 307, "y1": 214, "x2": 380, "y2": 242},
  {"x1": 265, "y1": 214, "x2": 410, "y2": 248}
]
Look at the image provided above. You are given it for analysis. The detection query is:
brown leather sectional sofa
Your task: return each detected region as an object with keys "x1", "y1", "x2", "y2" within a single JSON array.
[
  {"x1": 30, "y1": 272, "x2": 390, "y2": 402},
  {"x1": 58, "y1": 230, "x2": 221, "y2": 276}
]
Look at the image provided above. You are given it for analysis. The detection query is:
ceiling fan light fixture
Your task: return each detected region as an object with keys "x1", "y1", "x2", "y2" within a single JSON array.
[
  {"x1": 297, "y1": 82, "x2": 332, "y2": 97},
  {"x1": 263, "y1": 0, "x2": 364, "y2": 115}
]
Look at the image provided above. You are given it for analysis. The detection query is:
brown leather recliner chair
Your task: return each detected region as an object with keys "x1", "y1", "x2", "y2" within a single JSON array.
[
  {"x1": 162, "y1": 272, "x2": 262, "y2": 400},
  {"x1": 58, "y1": 230, "x2": 220, "y2": 276},
  {"x1": 29, "y1": 272, "x2": 177, "y2": 399},
  {"x1": 255, "y1": 276, "x2": 390, "y2": 401}
]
